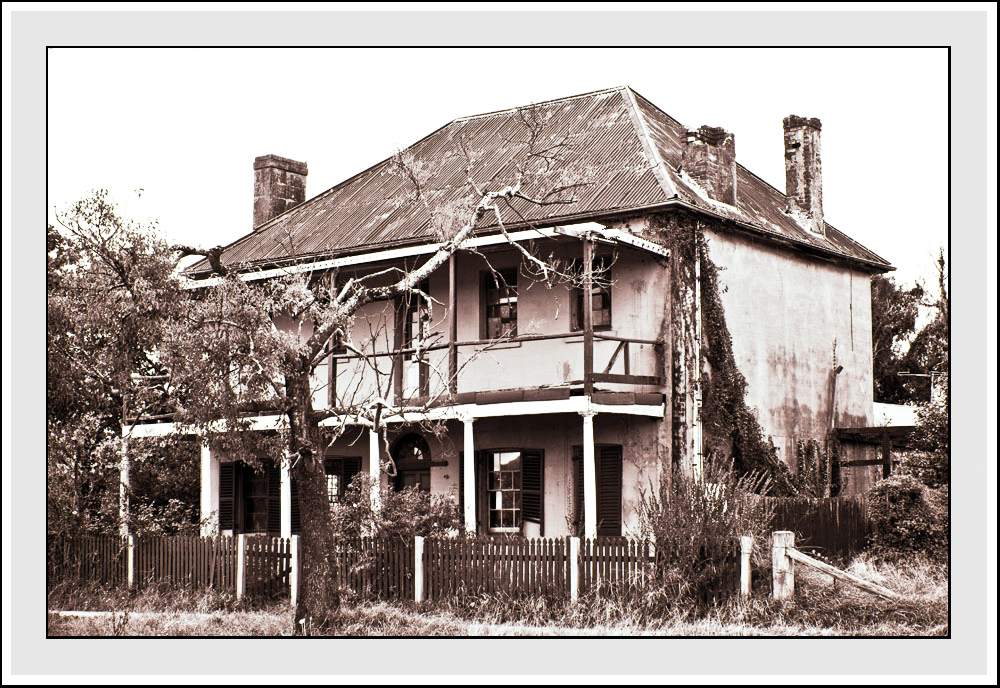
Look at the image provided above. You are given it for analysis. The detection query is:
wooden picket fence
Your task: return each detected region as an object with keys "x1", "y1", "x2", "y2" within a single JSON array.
[
  {"x1": 48, "y1": 534, "x2": 287, "y2": 600},
  {"x1": 422, "y1": 536, "x2": 569, "y2": 600},
  {"x1": 47, "y1": 534, "x2": 128, "y2": 586},
  {"x1": 580, "y1": 537, "x2": 654, "y2": 594},
  {"x1": 133, "y1": 535, "x2": 237, "y2": 591},
  {"x1": 333, "y1": 536, "x2": 414, "y2": 600},
  {"x1": 242, "y1": 536, "x2": 292, "y2": 599}
]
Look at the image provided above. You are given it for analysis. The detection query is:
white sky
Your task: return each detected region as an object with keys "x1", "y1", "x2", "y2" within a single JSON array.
[{"x1": 48, "y1": 47, "x2": 948, "y2": 289}]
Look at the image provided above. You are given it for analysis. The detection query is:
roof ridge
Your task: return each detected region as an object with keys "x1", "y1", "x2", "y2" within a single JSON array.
[
  {"x1": 620, "y1": 85, "x2": 679, "y2": 200},
  {"x1": 451, "y1": 86, "x2": 629, "y2": 123}
]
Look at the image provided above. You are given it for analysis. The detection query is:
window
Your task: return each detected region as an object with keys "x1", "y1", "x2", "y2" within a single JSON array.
[
  {"x1": 461, "y1": 448, "x2": 544, "y2": 535},
  {"x1": 403, "y1": 281, "x2": 431, "y2": 351},
  {"x1": 483, "y1": 269, "x2": 518, "y2": 339},
  {"x1": 571, "y1": 257, "x2": 612, "y2": 331},
  {"x1": 325, "y1": 456, "x2": 361, "y2": 504},
  {"x1": 244, "y1": 468, "x2": 270, "y2": 533},
  {"x1": 401, "y1": 281, "x2": 430, "y2": 398},
  {"x1": 219, "y1": 460, "x2": 301, "y2": 535},
  {"x1": 487, "y1": 451, "x2": 522, "y2": 531},
  {"x1": 326, "y1": 330, "x2": 347, "y2": 408}
]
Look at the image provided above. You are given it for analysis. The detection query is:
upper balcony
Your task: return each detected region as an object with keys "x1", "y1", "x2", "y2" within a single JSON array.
[{"x1": 312, "y1": 233, "x2": 670, "y2": 413}]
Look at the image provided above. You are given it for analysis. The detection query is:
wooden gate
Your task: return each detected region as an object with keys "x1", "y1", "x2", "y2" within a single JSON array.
[{"x1": 243, "y1": 535, "x2": 292, "y2": 599}]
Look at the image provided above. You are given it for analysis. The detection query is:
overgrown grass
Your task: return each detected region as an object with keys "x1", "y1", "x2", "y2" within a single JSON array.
[
  {"x1": 47, "y1": 579, "x2": 289, "y2": 615},
  {"x1": 49, "y1": 552, "x2": 947, "y2": 636}
]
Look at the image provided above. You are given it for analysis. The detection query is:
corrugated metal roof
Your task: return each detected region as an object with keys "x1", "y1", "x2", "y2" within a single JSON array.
[{"x1": 190, "y1": 86, "x2": 891, "y2": 276}]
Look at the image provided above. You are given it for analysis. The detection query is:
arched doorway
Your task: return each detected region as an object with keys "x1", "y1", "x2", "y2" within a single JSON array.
[{"x1": 391, "y1": 433, "x2": 431, "y2": 492}]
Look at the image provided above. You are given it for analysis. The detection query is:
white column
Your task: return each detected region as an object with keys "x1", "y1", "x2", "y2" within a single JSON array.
[
  {"x1": 414, "y1": 536, "x2": 425, "y2": 602},
  {"x1": 119, "y1": 439, "x2": 130, "y2": 537},
  {"x1": 569, "y1": 536, "x2": 581, "y2": 603},
  {"x1": 581, "y1": 410, "x2": 598, "y2": 539},
  {"x1": 280, "y1": 455, "x2": 292, "y2": 539},
  {"x1": 200, "y1": 441, "x2": 219, "y2": 536},
  {"x1": 236, "y1": 533, "x2": 247, "y2": 600},
  {"x1": 463, "y1": 417, "x2": 476, "y2": 534},
  {"x1": 369, "y1": 428, "x2": 382, "y2": 515},
  {"x1": 127, "y1": 535, "x2": 135, "y2": 589}
]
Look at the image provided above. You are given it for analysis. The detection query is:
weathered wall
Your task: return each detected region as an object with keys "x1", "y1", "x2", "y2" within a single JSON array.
[
  {"x1": 703, "y1": 227, "x2": 877, "y2": 489},
  {"x1": 451, "y1": 244, "x2": 668, "y2": 394}
]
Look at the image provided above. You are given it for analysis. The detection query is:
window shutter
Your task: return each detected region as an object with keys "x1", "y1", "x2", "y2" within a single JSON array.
[
  {"x1": 571, "y1": 445, "x2": 623, "y2": 537},
  {"x1": 475, "y1": 451, "x2": 488, "y2": 535},
  {"x1": 267, "y1": 460, "x2": 281, "y2": 534},
  {"x1": 571, "y1": 447, "x2": 584, "y2": 536},
  {"x1": 597, "y1": 445, "x2": 623, "y2": 537},
  {"x1": 521, "y1": 449, "x2": 544, "y2": 534},
  {"x1": 458, "y1": 451, "x2": 464, "y2": 516},
  {"x1": 219, "y1": 462, "x2": 235, "y2": 532}
]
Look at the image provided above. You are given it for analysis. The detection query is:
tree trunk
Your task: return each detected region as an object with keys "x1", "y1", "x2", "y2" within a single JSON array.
[{"x1": 285, "y1": 366, "x2": 341, "y2": 634}]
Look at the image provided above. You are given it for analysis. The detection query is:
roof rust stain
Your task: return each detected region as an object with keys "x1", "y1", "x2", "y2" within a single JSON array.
[{"x1": 191, "y1": 86, "x2": 891, "y2": 276}]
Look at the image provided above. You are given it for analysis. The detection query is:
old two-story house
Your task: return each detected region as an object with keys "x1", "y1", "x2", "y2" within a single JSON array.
[{"x1": 131, "y1": 86, "x2": 892, "y2": 540}]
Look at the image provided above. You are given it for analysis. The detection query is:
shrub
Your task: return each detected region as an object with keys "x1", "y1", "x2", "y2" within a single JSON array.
[
  {"x1": 867, "y1": 473, "x2": 947, "y2": 560},
  {"x1": 636, "y1": 466, "x2": 775, "y2": 611},
  {"x1": 332, "y1": 474, "x2": 462, "y2": 541}
]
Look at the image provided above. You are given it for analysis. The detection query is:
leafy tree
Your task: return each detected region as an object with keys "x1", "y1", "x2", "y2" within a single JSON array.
[
  {"x1": 47, "y1": 193, "x2": 193, "y2": 537},
  {"x1": 903, "y1": 249, "x2": 949, "y2": 395},
  {"x1": 895, "y1": 249, "x2": 949, "y2": 489},
  {"x1": 870, "y1": 273, "x2": 924, "y2": 403}
]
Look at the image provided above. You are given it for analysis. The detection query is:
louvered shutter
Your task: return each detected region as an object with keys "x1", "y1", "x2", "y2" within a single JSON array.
[
  {"x1": 267, "y1": 460, "x2": 281, "y2": 534},
  {"x1": 571, "y1": 448, "x2": 584, "y2": 537},
  {"x1": 458, "y1": 451, "x2": 464, "y2": 516},
  {"x1": 219, "y1": 462, "x2": 235, "y2": 532},
  {"x1": 475, "y1": 452, "x2": 488, "y2": 535},
  {"x1": 596, "y1": 445, "x2": 623, "y2": 537},
  {"x1": 521, "y1": 449, "x2": 544, "y2": 534},
  {"x1": 571, "y1": 445, "x2": 623, "y2": 537}
]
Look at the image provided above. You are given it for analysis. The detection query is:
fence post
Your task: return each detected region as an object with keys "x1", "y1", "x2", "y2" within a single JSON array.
[
  {"x1": 236, "y1": 533, "x2": 246, "y2": 601},
  {"x1": 740, "y1": 536, "x2": 753, "y2": 597},
  {"x1": 414, "y1": 536, "x2": 425, "y2": 603},
  {"x1": 127, "y1": 535, "x2": 135, "y2": 589},
  {"x1": 289, "y1": 534, "x2": 299, "y2": 608},
  {"x1": 569, "y1": 536, "x2": 580, "y2": 603},
  {"x1": 772, "y1": 531, "x2": 795, "y2": 600}
]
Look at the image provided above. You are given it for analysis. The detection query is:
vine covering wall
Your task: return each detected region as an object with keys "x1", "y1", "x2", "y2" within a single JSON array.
[{"x1": 645, "y1": 212, "x2": 804, "y2": 496}]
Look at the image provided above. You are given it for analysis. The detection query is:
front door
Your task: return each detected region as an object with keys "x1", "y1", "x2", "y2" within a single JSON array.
[{"x1": 392, "y1": 433, "x2": 431, "y2": 492}]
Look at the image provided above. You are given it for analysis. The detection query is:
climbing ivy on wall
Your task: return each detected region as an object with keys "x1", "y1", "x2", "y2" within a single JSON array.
[{"x1": 647, "y1": 212, "x2": 804, "y2": 496}]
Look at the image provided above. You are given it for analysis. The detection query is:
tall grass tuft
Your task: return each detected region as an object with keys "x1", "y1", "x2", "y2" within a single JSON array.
[{"x1": 636, "y1": 465, "x2": 775, "y2": 613}]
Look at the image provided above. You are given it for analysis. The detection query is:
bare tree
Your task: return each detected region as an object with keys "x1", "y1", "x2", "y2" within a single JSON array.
[{"x1": 159, "y1": 106, "x2": 595, "y2": 631}]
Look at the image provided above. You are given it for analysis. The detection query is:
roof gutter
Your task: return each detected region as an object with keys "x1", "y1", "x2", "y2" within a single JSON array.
[{"x1": 182, "y1": 223, "x2": 668, "y2": 289}]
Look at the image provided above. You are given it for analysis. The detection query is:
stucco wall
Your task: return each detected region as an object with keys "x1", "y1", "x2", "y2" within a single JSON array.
[{"x1": 704, "y1": 228, "x2": 877, "y2": 488}]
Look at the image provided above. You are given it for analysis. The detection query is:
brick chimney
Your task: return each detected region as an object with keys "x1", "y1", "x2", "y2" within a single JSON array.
[
  {"x1": 253, "y1": 154, "x2": 308, "y2": 229},
  {"x1": 681, "y1": 126, "x2": 737, "y2": 206},
  {"x1": 783, "y1": 116, "x2": 824, "y2": 236}
]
